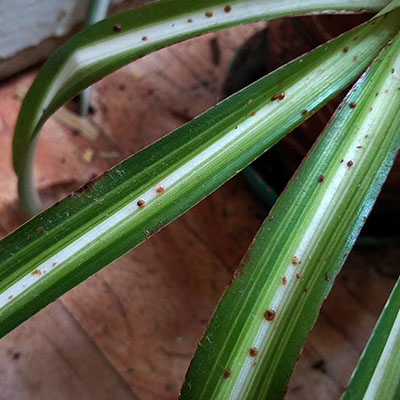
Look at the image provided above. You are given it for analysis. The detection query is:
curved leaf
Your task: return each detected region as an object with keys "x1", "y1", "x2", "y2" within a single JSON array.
[{"x1": 13, "y1": 0, "x2": 392, "y2": 214}]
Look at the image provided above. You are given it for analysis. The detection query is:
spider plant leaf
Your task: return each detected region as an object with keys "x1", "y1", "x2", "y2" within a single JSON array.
[
  {"x1": 1, "y1": 7, "x2": 399, "y2": 339},
  {"x1": 80, "y1": 0, "x2": 111, "y2": 117},
  {"x1": 12, "y1": 0, "x2": 393, "y2": 215},
  {"x1": 342, "y1": 277, "x2": 400, "y2": 400},
  {"x1": 180, "y1": 31, "x2": 400, "y2": 400}
]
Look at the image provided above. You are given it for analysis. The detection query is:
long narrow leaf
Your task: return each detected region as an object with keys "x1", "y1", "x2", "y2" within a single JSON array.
[
  {"x1": 181, "y1": 30, "x2": 400, "y2": 400},
  {"x1": 13, "y1": 0, "x2": 392, "y2": 214},
  {"x1": 342, "y1": 278, "x2": 400, "y2": 400},
  {"x1": 1, "y1": 8, "x2": 399, "y2": 338}
]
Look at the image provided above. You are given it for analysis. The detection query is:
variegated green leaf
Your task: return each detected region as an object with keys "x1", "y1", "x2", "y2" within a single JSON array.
[
  {"x1": 2, "y1": 7, "x2": 399, "y2": 340},
  {"x1": 13, "y1": 0, "x2": 392, "y2": 214},
  {"x1": 181, "y1": 29, "x2": 400, "y2": 400}
]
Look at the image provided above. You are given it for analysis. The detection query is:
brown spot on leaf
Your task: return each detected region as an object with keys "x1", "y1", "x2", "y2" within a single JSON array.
[
  {"x1": 353, "y1": 56, "x2": 358, "y2": 61},
  {"x1": 347, "y1": 160, "x2": 354, "y2": 167},
  {"x1": 224, "y1": 5, "x2": 232, "y2": 13},
  {"x1": 343, "y1": 46, "x2": 349, "y2": 53},
  {"x1": 142, "y1": 36, "x2": 148, "y2": 41},
  {"x1": 223, "y1": 369, "x2": 231, "y2": 378},
  {"x1": 205, "y1": 11, "x2": 213, "y2": 17},
  {"x1": 292, "y1": 256, "x2": 299, "y2": 266},
  {"x1": 113, "y1": 24, "x2": 122, "y2": 32},
  {"x1": 349, "y1": 102, "x2": 357, "y2": 108},
  {"x1": 318, "y1": 174, "x2": 324, "y2": 183},
  {"x1": 156, "y1": 187, "x2": 165, "y2": 194},
  {"x1": 282, "y1": 276, "x2": 287, "y2": 285},
  {"x1": 278, "y1": 92, "x2": 285, "y2": 100},
  {"x1": 8, "y1": 295, "x2": 13, "y2": 300},
  {"x1": 36, "y1": 226, "x2": 43, "y2": 233},
  {"x1": 264, "y1": 308, "x2": 275, "y2": 321},
  {"x1": 32, "y1": 269, "x2": 41, "y2": 275},
  {"x1": 301, "y1": 109, "x2": 308, "y2": 116},
  {"x1": 271, "y1": 93, "x2": 279, "y2": 101},
  {"x1": 52, "y1": 262, "x2": 57, "y2": 267},
  {"x1": 249, "y1": 347, "x2": 258, "y2": 357},
  {"x1": 187, "y1": 18, "x2": 193, "y2": 23},
  {"x1": 250, "y1": 111, "x2": 257, "y2": 116},
  {"x1": 296, "y1": 272, "x2": 302, "y2": 280},
  {"x1": 325, "y1": 272, "x2": 331, "y2": 281},
  {"x1": 137, "y1": 199, "x2": 146, "y2": 208}
]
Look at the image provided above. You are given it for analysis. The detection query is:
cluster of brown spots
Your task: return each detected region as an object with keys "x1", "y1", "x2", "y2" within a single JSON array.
[
  {"x1": 156, "y1": 186, "x2": 165, "y2": 194},
  {"x1": 36, "y1": 226, "x2": 43, "y2": 233},
  {"x1": 325, "y1": 272, "x2": 331, "y2": 281},
  {"x1": 113, "y1": 24, "x2": 122, "y2": 32},
  {"x1": 292, "y1": 256, "x2": 299, "y2": 266},
  {"x1": 296, "y1": 272, "x2": 302, "y2": 280},
  {"x1": 282, "y1": 276, "x2": 287, "y2": 285},
  {"x1": 264, "y1": 308, "x2": 276, "y2": 321},
  {"x1": 223, "y1": 369, "x2": 232, "y2": 378},
  {"x1": 301, "y1": 109, "x2": 308, "y2": 116},
  {"x1": 205, "y1": 11, "x2": 213, "y2": 18},
  {"x1": 318, "y1": 174, "x2": 324, "y2": 183},
  {"x1": 142, "y1": 36, "x2": 148, "y2": 41},
  {"x1": 187, "y1": 18, "x2": 193, "y2": 23},
  {"x1": 224, "y1": 5, "x2": 232, "y2": 13},
  {"x1": 250, "y1": 111, "x2": 257, "y2": 116},
  {"x1": 249, "y1": 347, "x2": 258, "y2": 357},
  {"x1": 137, "y1": 199, "x2": 146, "y2": 208},
  {"x1": 343, "y1": 46, "x2": 349, "y2": 53},
  {"x1": 347, "y1": 160, "x2": 354, "y2": 167},
  {"x1": 349, "y1": 102, "x2": 357, "y2": 108},
  {"x1": 32, "y1": 269, "x2": 41, "y2": 276}
]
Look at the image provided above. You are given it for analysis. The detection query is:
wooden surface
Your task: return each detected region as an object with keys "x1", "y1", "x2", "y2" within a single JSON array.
[{"x1": 0, "y1": 21, "x2": 399, "y2": 400}]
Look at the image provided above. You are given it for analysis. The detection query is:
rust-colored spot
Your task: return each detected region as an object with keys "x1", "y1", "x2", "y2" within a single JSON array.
[
  {"x1": 271, "y1": 93, "x2": 279, "y2": 101},
  {"x1": 264, "y1": 308, "x2": 275, "y2": 321},
  {"x1": 142, "y1": 36, "x2": 148, "y2": 41},
  {"x1": 32, "y1": 269, "x2": 41, "y2": 275},
  {"x1": 353, "y1": 56, "x2": 358, "y2": 62},
  {"x1": 224, "y1": 5, "x2": 232, "y2": 13},
  {"x1": 36, "y1": 226, "x2": 43, "y2": 233},
  {"x1": 281, "y1": 276, "x2": 287, "y2": 285},
  {"x1": 137, "y1": 199, "x2": 146, "y2": 208},
  {"x1": 278, "y1": 92, "x2": 285, "y2": 100},
  {"x1": 205, "y1": 11, "x2": 213, "y2": 17},
  {"x1": 296, "y1": 272, "x2": 302, "y2": 280},
  {"x1": 347, "y1": 160, "x2": 354, "y2": 167},
  {"x1": 8, "y1": 295, "x2": 13, "y2": 300},
  {"x1": 343, "y1": 46, "x2": 349, "y2": 53},
  {"x1": 349, "y1": 102, "x2": 357, "y2": 108},
  {"x1": 223, "y1": 369, "x2": 231, "y2": 378},
  {"x1": 113, "y1": 24, "x2": 122, "y2": 32},
  {"x1": 249, "y1": 347, "x2": 258, "y2": 357},
  {"x1": 318, "y1": 174, "x2": 324, "y2": 183},
  {"x1": 325, "y1": 272, "x2": 331, "y2": 281},
  {"x1": 292, "y1": 256, "x2": 299, "y2": 266},
  {"x1": 250, "y1": 111, "x2": 257, "y2": 116},
  {"x1": 187, "y1": 18, "x2": 193, "y2": 23},
  {"x1": 156, "y1": 187, "x2": 165, "y2": 194},
  {"x1": 301, "y1": 109, "x2": 308, "y2": 116}
]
